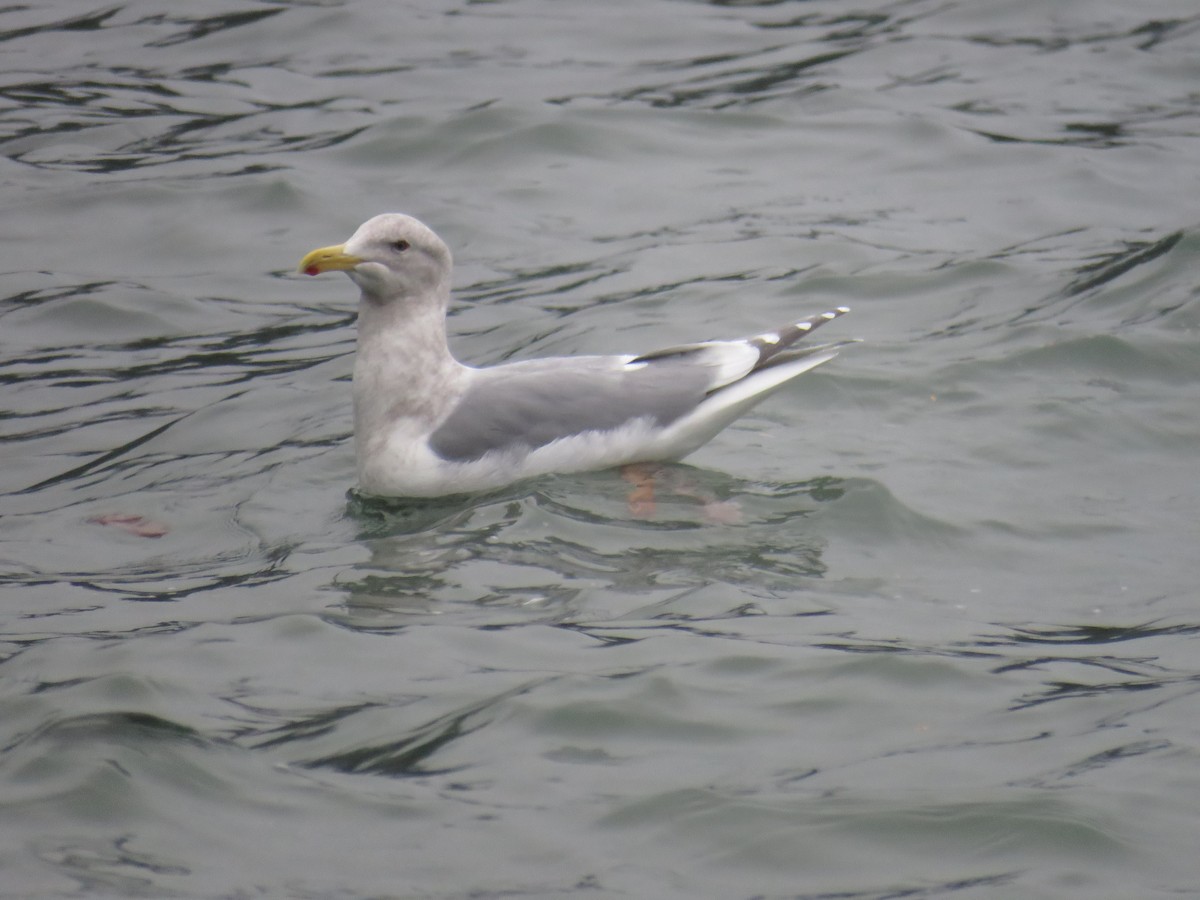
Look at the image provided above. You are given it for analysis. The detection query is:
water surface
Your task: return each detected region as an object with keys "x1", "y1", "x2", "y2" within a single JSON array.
[{"x1": 3, "y1": 1, "x2": 1200, "y2": 897}]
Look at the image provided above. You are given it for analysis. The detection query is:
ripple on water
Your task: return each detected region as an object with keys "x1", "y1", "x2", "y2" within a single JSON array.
[{"x1": 4, "y1": 0, "x2": 1200, "y2": 897}]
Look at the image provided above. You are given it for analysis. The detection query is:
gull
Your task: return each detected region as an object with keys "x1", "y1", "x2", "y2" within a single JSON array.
[{"x1": 299, "y1": 213, "x2": 852, "y2": 498}]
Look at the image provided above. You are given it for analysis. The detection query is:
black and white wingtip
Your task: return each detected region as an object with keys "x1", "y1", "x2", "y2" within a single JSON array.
[{"x1": 748, "y1": 306, "x2": 851, "y2": 365}]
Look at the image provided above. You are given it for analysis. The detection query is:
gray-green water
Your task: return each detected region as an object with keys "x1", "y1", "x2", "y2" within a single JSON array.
[{"x1": 4, "y1": 1, "x2": 1200, "y2": 897}]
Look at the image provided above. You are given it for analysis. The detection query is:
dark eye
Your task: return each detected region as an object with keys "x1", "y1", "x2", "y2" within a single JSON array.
[{"x1": 392, "y1": 240, "x2": 410, "y2": 252}]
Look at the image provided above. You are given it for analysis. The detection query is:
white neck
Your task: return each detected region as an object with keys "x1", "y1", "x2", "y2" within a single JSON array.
[{"x1": 352, "y1": 291, "x2": 466, "y2": 464}]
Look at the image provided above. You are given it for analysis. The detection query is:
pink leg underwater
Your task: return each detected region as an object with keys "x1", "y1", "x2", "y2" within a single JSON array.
[{"x1": 88, "y1": 513, "x2": 170, "y2": 539}]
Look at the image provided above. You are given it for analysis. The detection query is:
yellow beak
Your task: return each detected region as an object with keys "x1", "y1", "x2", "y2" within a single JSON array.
[{"x1": 299, "y1": 243, "x2": 363, "y2": 276}]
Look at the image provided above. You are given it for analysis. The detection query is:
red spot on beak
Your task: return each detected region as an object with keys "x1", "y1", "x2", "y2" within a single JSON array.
[{"x1": 304, "y1": 265, "x2": 319, "y2": 276}]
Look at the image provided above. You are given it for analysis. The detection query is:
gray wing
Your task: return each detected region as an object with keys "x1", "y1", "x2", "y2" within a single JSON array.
[
  {"x1": 428, "y1": 357, "x2": 711, "y2": 462},
  {"x1": 429, "y1": 306, "x2": 852, "y2": 463}
]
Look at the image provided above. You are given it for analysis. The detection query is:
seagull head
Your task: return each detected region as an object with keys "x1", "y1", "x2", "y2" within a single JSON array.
[{"x1": 299, "y1": 213, "x2": 453, "y2": 305}]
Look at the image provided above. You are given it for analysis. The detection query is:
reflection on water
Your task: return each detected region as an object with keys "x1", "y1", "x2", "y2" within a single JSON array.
[
  {"x1": 3, "y1": 0, "x2": 1200, "y2": 897},
  {"x1": 336, "y1": 474, "x2": 845, "y2": 629}
]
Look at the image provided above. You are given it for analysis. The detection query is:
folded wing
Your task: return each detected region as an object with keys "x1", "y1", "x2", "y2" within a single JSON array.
[{"x1": 428, "y1": 307, "x2": 851, "y2": 463}]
